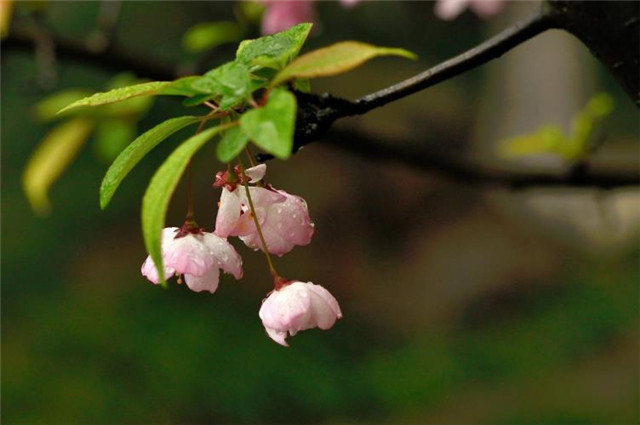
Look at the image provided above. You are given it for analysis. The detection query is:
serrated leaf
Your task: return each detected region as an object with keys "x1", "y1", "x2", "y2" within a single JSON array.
[
  {"x1": 192, "y1": 61, "x2": 252, "y2": 110},
  {"x1": 236, "y1": 22, "x2": 312, "y2": 70},
  {"x1": 240, "y1": 88, "x2": 296, "y2": 160},
  {"x1": 59, "y1": 81, "x2": 171, "y2": 113},
  {"x1": 142, "y1": 124, "x2": 230, "y2": 282},
  {"x1": 23, "y1": 117, "x2": 94, "y2": 216},
  {"x1": 272, "y1": 41, "x2": 417, "y2": 86},
  {"x1": 93, "y1": 119, "x2": 137, "y2": 164},
  {"x1": 182, "y1": 21, "x2": 244, "y2": 54},
  {"x1": 100, "y1": 116, "x2": 202, "y2": 209},
  {"x1": 217, "y1": 126, "x2": 248, "y2": 162}
]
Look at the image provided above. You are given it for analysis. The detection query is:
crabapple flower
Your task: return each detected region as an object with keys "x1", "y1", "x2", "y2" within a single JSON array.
[
  {"x1": 259, "y1": 0, "x2": 316, "y2": 35},
  {"x1": 257, "y1": 0, "x2": 361, "y2": 35},
  {"x1": 214, "y1": 164, "x2": 314, "y2": 256},
  {"x1": 237, "y1": 188, "x2": 314, "y2": 256},
  {"x1": 141, "y1": 227, "x2": 242, "y2": 293},
  {"x1": 434, "y1": 0, "x2": 505, "y2": 21},
  {"x1": 259, "y1": 281, "x2": 342, "y2": 346}
]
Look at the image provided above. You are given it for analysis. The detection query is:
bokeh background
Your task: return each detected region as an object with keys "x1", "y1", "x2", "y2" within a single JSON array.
[{"x1": 2, "y1": 1, "x2": 639, "y2": 424}]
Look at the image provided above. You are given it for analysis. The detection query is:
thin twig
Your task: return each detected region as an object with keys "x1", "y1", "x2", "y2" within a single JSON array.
[{"x1": 351, "y1": 7, "x2": 558, "y2": 115}]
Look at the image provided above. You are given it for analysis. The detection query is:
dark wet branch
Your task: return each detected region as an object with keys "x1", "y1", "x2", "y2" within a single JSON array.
[
  {"x1": 351, "y1": 8, "x2": 557, "y2": 115},
  {"x1": 322, "y1": 128, "x2": 639, "y2": 188},
  {"x1": 2, "y1": 25, "x2": 177, "y2": 81}
]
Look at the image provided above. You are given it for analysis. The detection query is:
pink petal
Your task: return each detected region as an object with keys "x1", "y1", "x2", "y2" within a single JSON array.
[
  {"x1": 469, "y1": 0, "x2": 504, "y2": 18},
  {"x1": 434, "y1": 0, "x2": 470, "y2": 20},
  {"x1": 141, "y1": 255, "x2": 175, "y2": 284},
  {"x1": 184, "y1": 267, "x2": 220, "y2": 294},
  {"x1": 265, "y1": 326, "x2": 289, "y2": 347},
  {"x1": 306, "y1": 283, "x2": 342, "y2": 329},
  {"x1": 261, "y1": 1, "x2": 316, "y2": 35},
  {"x1": 269, "y1": 190, "x2": 314, "y2": 246},
  {"x1": 215, "y1": 188, "x2": 242, "y2": 238},
  {"x1": 202, "y1": 233, "x2": 243, "y2": 280},
  {"x1": 240, "y1": 227, "x2": 294, "y2": 257},
  {"x1": 245, "y1": 163, "x2": 267, "y2": 183},
  {"x1": 163, "y1": 234, "x2": 214, "y2": 277}
]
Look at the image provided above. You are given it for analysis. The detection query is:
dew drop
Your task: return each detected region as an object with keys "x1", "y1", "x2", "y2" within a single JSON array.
[{"x1": 276, "y1": 207, "x2": 283, "y2": 214}]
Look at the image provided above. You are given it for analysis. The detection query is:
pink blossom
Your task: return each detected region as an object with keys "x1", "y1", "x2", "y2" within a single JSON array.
[
  {"x1": 259, "y1": 1, "x2": 316, "y2": 35},
  {"x1": 141, "y1": 227, "x2": 243, "y2": 293},
  {"x1": 237, "y1": 188, "x2": 314, "y2": 256},
  {"x1": 214, "y1": 165, "x2": 314, "y2": 256},
  {"x1": 259, "y1": 281, "x2": 342, "y2": 346},
  {"x1": 434, "y1": 0, "x2": 505, "y2": 21}
]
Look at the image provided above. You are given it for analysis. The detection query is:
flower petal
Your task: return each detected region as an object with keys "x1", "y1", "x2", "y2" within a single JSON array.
[
  {"x1": 245, "y1": 163, "x2": 267, "y2": 183},
  {"x1": 202, "y1": 233, "x2": 243, "y2": 280},
  {"x1": 164, "y1": 234, "x2": 214, "y2": 276},
  {"x1": 215, "y1": 188, "x2": 242, "y2": 238},
  {"x1": 184, "y1": 267, "x2": 220, "y2": 294},
  {"x1": 141, "y1": 255, "x2": 175, "y2": 284},
  {"x1": 264, "y1": 326, "x2": 289, "y2": 347}
]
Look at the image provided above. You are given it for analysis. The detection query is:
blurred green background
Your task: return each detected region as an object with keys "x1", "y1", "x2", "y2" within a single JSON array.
[{"x1": 2, "y1": 1, "x2": 639, "y2": 424}]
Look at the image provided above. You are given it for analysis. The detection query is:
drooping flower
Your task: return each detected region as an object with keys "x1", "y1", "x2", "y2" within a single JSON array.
[
  {"x1": 141, "y1": 227, "x2": 243, "y2": 293},
  {"x1": 259, "y1": 280, "x2": 342, "y2": 346},
  {"x1": 237, "y1": 188, "x2": 314, "y2": 256},
  {"x1": 434, "y1": 0, "x2": 505, "y2": 21},
  {"x1": 214, "y1": 164, "x2": 314, "y2": 256}
]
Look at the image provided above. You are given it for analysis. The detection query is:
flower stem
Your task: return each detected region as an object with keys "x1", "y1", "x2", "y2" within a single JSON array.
[
  {"x1": 237, "y1": 159, "x2": 279, "y2": 279},
  {"x1": 244, "y1": 145, "x2": 257, "y2": 168}
]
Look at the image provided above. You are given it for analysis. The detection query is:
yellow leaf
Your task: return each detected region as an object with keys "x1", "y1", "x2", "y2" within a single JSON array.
[
  {"x1": 271, "y1": 41, "x2": 417, "y2": 87},
  {"x1": 23, "y1": 118, "x2": 94, "y2": 216}
]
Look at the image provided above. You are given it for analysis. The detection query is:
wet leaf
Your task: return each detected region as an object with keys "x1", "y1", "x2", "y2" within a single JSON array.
[
  {"x1": 272, "y1": 41, "x2": 416, "y2": 86},
  {"x1": 100, "y1": 116, "x2": 202, "y2": 209},
  {"x1": 240, "y1": 88, "x2": 296, "y2": 160}
]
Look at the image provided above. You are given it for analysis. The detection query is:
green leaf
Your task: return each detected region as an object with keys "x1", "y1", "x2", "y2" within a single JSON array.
[
  {"x1": 182, "y1": 21, "x2": 244, "y2": 54},
  {"x1": 58, "y1": 81, "x2": 171, "y2": 113},
  {"x1": 192, "y1": 61, "x2": 252, "y2": 110},
  {"x1": 240, "y1": 87, "x2": 296, "y2": 160},
  {"x1": 272, "y1": 41, "x2": 417, "y2": 86},
  {"x1": 293, "y1": 78, "x2": 311, "y2": 93},
  {"x1": 142, "y1": 124, "x2": 230, "y2": 282},
  {"x1": 93, "y1": 119, "x2": 137, "y2": 164},
  {"x1": 100, "y1": 116, "x2": 202, "y2": 210},
  {"x1": 570, "y1": 93, "x2": 614, "y2": 154},
  {"x1": 498, "y1": 125, "x2": 568, "y2": 158},
  {"x1": 236, "y1": 22, "x2": 312, "y2": 70},
  {"x1": 23, "y1": 118, "x2": 94, "y2": 216},
  {"x1": 158, "y1": 76, "x2": 205, "y2": 97},
  {"x1": 217, "y1": 126, "x2": 249, "y2": 162}
]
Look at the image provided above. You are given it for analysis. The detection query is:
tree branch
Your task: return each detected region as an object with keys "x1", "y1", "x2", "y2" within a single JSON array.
[
  {"x1": 323, "y1": 128, "x2": 640, "y2": 188},
  {"x1": 2, "y1": 26, "x2": 177, "y2": 81},
  {"x1": 351, "y1": 7, "x2": 558, "y2": 115}
]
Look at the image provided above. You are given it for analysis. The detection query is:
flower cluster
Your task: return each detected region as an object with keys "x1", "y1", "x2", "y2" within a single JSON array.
[
  {"x1": 255, "y1": 0, "x2": 505, "y2": 36},
  {"x1": 141, "y1": 164, "x2": 341, "y2": 346}
]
